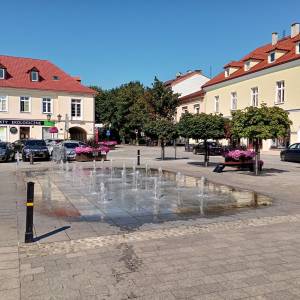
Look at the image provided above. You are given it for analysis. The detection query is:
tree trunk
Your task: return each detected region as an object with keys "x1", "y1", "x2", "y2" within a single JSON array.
[
  {"x1": 254, "y1": 139, "x2": 260, "y2": 175},
  {"x1": 161, "y1": 140, "x2": 165, "y2": 160},
  {"x1": 174, "y1": 140, "x2": 177, "y2": 160},
  {"x1": 204, "y1": 139, "x2": 209, "y2": 167}
]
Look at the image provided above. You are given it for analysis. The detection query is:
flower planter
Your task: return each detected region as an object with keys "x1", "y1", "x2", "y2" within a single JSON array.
[{"x1": 76, "y1": 153, "x2": 107, "y2": 162}]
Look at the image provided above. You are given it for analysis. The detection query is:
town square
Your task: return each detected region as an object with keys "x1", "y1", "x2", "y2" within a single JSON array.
[{"x1": 1, "y1": 1, "x2": 300, "y2": 299}]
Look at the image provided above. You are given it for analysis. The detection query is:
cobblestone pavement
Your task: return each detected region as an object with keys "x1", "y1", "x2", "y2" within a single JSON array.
[{"x1": 1, "y1": 145, "x2": 300, "y2": 299}]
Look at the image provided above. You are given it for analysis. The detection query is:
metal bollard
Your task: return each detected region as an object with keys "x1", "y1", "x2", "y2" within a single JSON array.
[
  {"x1": 137, "y1": 149, "x2": 140, "y2": 166},
  {"x1": 29, "y1": 152, "x2": 34, "y2": 165},
  {"x1": 16, "y1": 151, "x2": 20, "y2": 165},
  {"x1": 25, "y1": 182, "x2": 35, "y2": 243}
]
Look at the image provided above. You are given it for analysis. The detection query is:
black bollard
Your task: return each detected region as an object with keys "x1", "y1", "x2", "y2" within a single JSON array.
[
  {"x1": 137, "y1": 149, "x2": 140, "y2": 166},
  {"x1": 25, "y1": 182, "x2": 35, "y2": 243}
]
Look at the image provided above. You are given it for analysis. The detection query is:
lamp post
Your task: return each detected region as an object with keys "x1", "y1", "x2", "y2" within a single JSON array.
[
  {"x1": 135, "y1": 129, "x2": 139, "y2": 146},
  {"x1": 56, "y1": 114, "x2": 62, "y2": 140},
  {"x1": 46, "y1": 114, "x2": 51, "y2": 121}
]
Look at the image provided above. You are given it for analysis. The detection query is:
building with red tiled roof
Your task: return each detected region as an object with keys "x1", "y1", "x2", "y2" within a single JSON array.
[
  {"x1": 0, "y1": 55, "x2": 96, "y2": 143},
  {"x1": 203, "y1": 23, "x2": 300, "y2": 150}
]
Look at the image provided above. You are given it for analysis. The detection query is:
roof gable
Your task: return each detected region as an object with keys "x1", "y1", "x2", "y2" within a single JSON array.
[{"x1": 0, "y1": 55, "x2": 95, "y2": 95}]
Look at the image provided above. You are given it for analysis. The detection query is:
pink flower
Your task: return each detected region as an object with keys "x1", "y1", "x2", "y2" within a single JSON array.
[
  {"x1": 225, "y1": 150, "x2": 255, "y2": 161},
  {"x1": 75, "y1": 146, "x2": 110, "y2": 154}
]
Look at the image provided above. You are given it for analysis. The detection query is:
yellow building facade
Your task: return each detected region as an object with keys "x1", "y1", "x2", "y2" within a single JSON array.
[{"x1": 203, "y1": 24, "x2": 300, "y2": 150}]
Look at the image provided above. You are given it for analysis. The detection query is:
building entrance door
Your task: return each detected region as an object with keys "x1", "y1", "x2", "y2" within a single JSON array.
[{"x1": 20, "y1": 127, "x2": 30, "y2": 139}]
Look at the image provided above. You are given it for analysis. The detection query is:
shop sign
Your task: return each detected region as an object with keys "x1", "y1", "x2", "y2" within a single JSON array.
[{"x1": 0, "y1": 120, "x2": 55, "y2": 126}]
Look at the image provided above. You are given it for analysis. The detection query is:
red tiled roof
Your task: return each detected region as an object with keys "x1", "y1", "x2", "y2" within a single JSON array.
[
  {"x1": 0, "y1": 55, "x2": 95, "y2": 95},
  {"x1": 203, "y1": 34, "x2": 300, "y2": 88},
  {"x1": 224, "y1": 61, "x2": 243, "y2": 68},
  {"x1": 164, "y1": 70, "x2": 201, "y2": 86},
  {"x1": 179, "y1": 90, "x2": 205, "y2": 102}
]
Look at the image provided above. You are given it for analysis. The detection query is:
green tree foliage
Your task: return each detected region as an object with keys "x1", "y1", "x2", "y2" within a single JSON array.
[
  {"x1": 231, "y1": 104, "x2": 292, "y2": 141},
  {"x1": 231, "y1": 104, "x2": 292, "y2": 174},
  {"x1": 144, "y1": 118, "x2": 178, "y2": 160},
  {"x1": 184, "y1": 113, "x2": 225, "y2": 166},
  {"x1": 92, "y1": 82, "x2": 147, "y2": 142},
  {"x1": 147, "y1": 77, "x2": 180, "y2": 120}
]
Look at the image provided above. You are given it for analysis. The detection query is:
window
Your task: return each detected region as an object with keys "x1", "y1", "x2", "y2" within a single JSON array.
[
  {"x1": 71, "y1": 99, "x2": 81, "y2": 119},
  {"x1": 214, "y1": 96, "x2": 220, "y2": 113},
  {"x1": 276, "y1": 81, "x2": 285, "y2": 104},
  {"x1": 30, "y1": 71, "x2": 39, "y2": 82},
  {"x1": 251, "y1": 87, "x2": 259, "y2": 107},
  {"x1": 20, "y1": 96, "x2": 30, "y2": 112},
  {"x1": 0, "y1": 96, "x2": 8, "y2": 112},
  {"x1": 244, "y1": 61, "x2": 250, "y2": 71},
  {"x1": 182, "y1": 106, "x2": 188, "y2": 113},
  {"x1": 42, "y1": 98, "x2": 52, "y2": 114},
  {"x1": 194, "y1": 104, "x2": 200, "y2": 114},
  {"x1": 231, "y1": 92, "x2": 237, "y2": 110},
  {"x1": 269, "y1": 52, "x2": 276, "y2": 63},
  {"x1": 0, "y1": 68, "x2": 5, "y2": 79}
]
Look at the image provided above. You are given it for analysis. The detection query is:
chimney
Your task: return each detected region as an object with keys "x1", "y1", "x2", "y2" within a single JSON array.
[
  {"x1": 272, "y1": 32, "x2": 278, "y2": 45},
  {"x1": 291, "y1": 23, "x2": 300, "y2": 38},
  {"x1": 73, "y1": 76, "x2": 81, "y2": 83}
]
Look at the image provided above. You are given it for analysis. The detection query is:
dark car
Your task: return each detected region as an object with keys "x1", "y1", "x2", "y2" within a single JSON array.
[
  {"x1": 280, "y1": 143, "x2": 300, "y2": 162},
  {"x1": 193, "y1": 142, "x2": 223, "y2": 156},
  {"x1": 0, "y1": 142, "x2": 15, "y2": 162},
  {"x1": 22, "y1": 139, "x2": 50, "y2": 161}
]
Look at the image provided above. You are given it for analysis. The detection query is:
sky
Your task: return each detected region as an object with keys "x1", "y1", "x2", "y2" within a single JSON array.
[{"x1": 2, "y1": 0, "x2": 300, "y2": 89}]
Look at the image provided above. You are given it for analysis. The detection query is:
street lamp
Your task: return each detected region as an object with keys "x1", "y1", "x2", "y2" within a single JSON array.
[
  {"x1": 46, "y1": 114, "x2": 51, "y2": 121},
  {"x1": 57, "y1": 114, "x2": 62, "y2": 122}
]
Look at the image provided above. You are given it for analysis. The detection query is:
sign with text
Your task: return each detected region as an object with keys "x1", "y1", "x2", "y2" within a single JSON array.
[{"x1": 0, "y1": 119, "x2": 55, "y2": 126}]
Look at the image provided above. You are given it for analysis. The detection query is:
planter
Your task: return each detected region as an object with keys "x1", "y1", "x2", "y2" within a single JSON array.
[{"x1": 75, "y1": 153, "x2": 107, "y2": 162}]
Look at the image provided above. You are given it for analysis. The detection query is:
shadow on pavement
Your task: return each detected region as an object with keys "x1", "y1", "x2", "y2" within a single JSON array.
[
  {"x1": 155, "y1": 157, "x2": 189, "y2": 160},
  {"x1": 34, "y1": 226, "x2": 71, "y2": 242}
]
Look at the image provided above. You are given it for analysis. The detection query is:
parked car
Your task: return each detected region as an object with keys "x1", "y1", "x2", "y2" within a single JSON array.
[
  {"x1": 61, "y1": 140, "x2": 86, "y2": 160},
  {"x1": 0, "y1": 142, "x2": 15, "y2": 162},
  {"x1": 192, "y1": 142, "x2": 224, "y2": 156},
  {"x1": 280, "y1": 143, "x2": 300, "y2": 162},
  {"x1": 22, "y1": 139, "x2": 50, "y2": 161},
  {"x1": 45, "y1": 139, "x2": 63, "y2": 156}
]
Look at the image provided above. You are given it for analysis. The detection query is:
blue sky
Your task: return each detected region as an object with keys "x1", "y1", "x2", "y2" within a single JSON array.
[{"x1": 2, "y1": 0, "x2": 300, "y2": 89}]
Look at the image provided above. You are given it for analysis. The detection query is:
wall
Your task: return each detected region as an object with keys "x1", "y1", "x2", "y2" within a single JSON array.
[
  {"x1": 176, "y1": 98, "x2": 204, "y2": 122},
  {"x1": 0, "y1": 87, "x2": 94, "y2": 142},
  {"x1": 172, "y1": 74, "x2": 209, "y2": 97}
]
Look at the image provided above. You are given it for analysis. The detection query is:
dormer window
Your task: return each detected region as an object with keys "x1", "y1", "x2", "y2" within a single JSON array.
[
  {"x1": 0, "y1": 68, "x2": 5, "y2": 80},
  {"x1": 244, "y1": 61, "x2": 251, "y2": 71},
  {"x1": 269, "y1": 52, "x2": 276, "y2": 63},
  {"x1": 225, "y1": 68, "x2": 230, "y2": 78},
  {"x1": 30, "y1": 70, "x2": 39, "y2": 82}
]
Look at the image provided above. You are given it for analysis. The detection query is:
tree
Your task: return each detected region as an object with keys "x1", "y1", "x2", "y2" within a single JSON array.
[
  {"x1": 177, "y1": 112, "x2": 194, "y2": 150},
  {"x1": 189, "y1": 113, "x2": 225, "y2": 166},
  {"x1": 146, "y1": 77, "x2": 180, "y2": 120},
  {"x1": 144, "y1": 118, "x2": 178, "y2": 160},
  {"x1": 231, "y1": 104, "x2": 292, "y2": 175},
  {"x1": 144, "y1": 77, "x2": 180, "y2": 158},
  {"x1": 92, "y1": 82, "x2": 147, "y2": 143}
]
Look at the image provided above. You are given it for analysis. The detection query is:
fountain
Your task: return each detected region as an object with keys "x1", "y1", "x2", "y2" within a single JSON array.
[{"x1": 30, "y1": 163, "x2": 272, "y2": 230}]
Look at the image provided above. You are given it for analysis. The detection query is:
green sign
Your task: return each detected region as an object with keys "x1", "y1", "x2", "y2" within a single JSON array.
[{"x1": 43, "y1": 120, "x2": 55, "y2": 127}]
